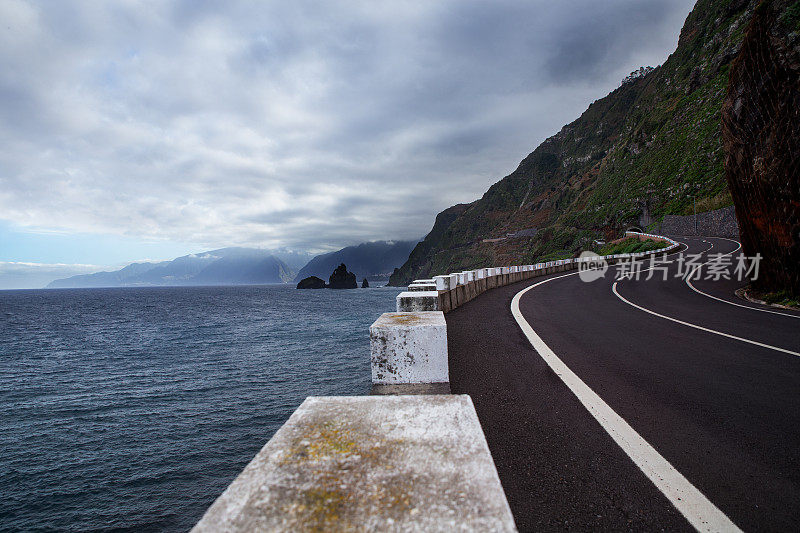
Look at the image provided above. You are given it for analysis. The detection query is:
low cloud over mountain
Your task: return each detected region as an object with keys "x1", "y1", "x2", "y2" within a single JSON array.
[{"x1": 47, "y1": 248, "x2": 294, "y2": 288}]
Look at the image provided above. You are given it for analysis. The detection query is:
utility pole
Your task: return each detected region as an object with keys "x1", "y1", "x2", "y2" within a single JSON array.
[{"x1": 694, "y1": 194, "x2": 697, "y2": 235}]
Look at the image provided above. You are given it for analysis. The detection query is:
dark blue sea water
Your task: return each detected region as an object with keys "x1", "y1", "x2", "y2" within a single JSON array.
[{"x1": 0, "y1": 285, "x2": 398, "y2": 532}]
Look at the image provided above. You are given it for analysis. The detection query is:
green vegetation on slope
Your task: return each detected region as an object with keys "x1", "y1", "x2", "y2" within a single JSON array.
[
  {"x1": 596, "y1": 237, "x2": 669, "y2": 256},
  {"x1": 390, "y1": 0, "x2": 756, "y2": 286}
]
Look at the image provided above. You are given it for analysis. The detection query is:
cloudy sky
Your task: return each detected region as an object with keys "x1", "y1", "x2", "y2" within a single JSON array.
[{"x1": 0, "y1": 0, "x2": 695, "y2": 288}]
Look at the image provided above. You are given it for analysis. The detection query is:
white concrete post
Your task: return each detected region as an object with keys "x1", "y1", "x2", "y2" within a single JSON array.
[
  {"x1": 434, "y1": 275, "x2": 452, "y2": 291},
  {"x1": 396, "y1": 291, "x2": 440, "y2": 312},
  {"x1": 370, "y1": 311, "x2": 448, "y2": 385}
]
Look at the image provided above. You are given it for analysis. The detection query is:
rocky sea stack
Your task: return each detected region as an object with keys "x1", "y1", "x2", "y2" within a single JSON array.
[
  {"x1": 328, "y1": 263, "x2": 358, "y2": 289},
  {"x1": 361, "y1": 278, "x2": 369, "y2": 288},
  {"x1": 296, "y1": 276, "x2": 326, "y2": 289},
  {"x1": 296, "y1": 264, "x2": 359, "y2": 289}
]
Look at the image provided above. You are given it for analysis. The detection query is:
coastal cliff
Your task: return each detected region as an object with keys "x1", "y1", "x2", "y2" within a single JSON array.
[{"x1": 390, "y1": 0, "x2": 757, "y2": 285}]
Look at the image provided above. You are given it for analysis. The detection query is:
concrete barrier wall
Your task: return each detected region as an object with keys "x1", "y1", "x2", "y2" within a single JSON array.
[
  {"x1": 394, "y1": 231, "x2": 679, "y2": 319},
  {"x1": 657, "y1": 205, "x2": 739, "y2": 239},
  {"x1": 193, "y1": 232, "x2": 678, "y2": 532},
  {"x1": 383, "y1": 232, "x2": 679, "y2": 384}
]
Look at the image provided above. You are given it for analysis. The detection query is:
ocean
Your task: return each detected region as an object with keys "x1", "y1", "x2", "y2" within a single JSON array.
[{"x1": 0, "y1": 284, "x2": 398, "y2": 531}]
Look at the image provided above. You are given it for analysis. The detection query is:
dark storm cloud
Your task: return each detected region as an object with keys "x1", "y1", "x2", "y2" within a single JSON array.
[
  {"x1": 540, "y1": 0, "x2": 684, "y2": 83},
  {"x1": 0, "y1": 0, "x2": 695, "y2": 253}
]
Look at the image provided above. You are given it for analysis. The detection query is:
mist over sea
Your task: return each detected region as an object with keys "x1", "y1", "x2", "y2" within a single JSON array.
[{"x1": 0, "y1": 285, "x2": 397, "y2": 531}]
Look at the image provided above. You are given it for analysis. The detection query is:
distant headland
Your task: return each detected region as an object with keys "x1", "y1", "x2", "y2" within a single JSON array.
[{"x1": 45, "y1": 240, "x2": 418, "y2": 289}]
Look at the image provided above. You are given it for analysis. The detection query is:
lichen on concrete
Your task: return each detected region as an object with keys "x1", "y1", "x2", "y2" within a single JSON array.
[
  {"x1": 192, "y1": 395, "x2": 516, "y2": 532},
  {"x1": 370, "y1": 312, "x2": 448, "y2": 385}
]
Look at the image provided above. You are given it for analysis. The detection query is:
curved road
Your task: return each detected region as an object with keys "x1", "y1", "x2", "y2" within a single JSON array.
[{"x1": 446, "y1": 236, "x2": 800, "y2": 532}]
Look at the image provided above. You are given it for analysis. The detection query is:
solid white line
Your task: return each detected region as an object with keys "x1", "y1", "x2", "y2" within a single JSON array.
[
  {"x1": 511, "y1": 275, "x2": 742, "y2": 532},
  {"x1": 612, "y1": 281, "x2": 800, "y2": 357},
  {"x1": 685, "y1": 238, "x2": 800, "y2": 319}
]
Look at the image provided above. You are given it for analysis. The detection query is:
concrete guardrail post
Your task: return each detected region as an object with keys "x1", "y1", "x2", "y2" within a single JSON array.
[
  {"x1": 370, "y1": 311, "x2": 449, "y2": 393},
  {"x1": 397, "y1": 291, "x2": 440, "y2": 312}
]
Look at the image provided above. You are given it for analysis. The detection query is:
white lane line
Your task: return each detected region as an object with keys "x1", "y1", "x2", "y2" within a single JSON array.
[
  {"x1": 685, "y1": 238, "x2": 800, "y2": 319},
  {"x1": 511, "y1": 274, "x2": 742, "y2": 533},
  {"x1": 612, "y1": 281, "x2": 800, "y2": 357},
  {"x1": 700, "y1": 239, "x2": 714, "y2": 253},
  {"x1": 678, "y1": 237, "x2": 713, "y2": 254}
]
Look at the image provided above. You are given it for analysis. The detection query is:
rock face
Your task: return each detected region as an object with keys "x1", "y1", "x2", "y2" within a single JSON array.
[
  {"x1": 361, "y1": 278, "x2": 369, "y2": 288},
  {"x1": 296, "y1": 276, "x2": 326, "y2": 289},
  {"x1": 723, "y1": 0, "x2": 800, "y2": 294},
  {"x1": 658, "y1": 206, "x2": 740, "y2": 238},
  {"x1": 328, "y1": 263, "x2": 357, "y2": 289}
]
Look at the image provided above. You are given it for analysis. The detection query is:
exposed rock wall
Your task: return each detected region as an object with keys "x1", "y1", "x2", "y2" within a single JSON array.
[
  {"x1": 723, "y1": 0, "x2": 800, "y2": 294},
  {"x1": 328, "y1": 263, "x2": 358, "y2": 289},
  {"x1": 658, "y1": 206, "x2": 740, "y2": 238}
]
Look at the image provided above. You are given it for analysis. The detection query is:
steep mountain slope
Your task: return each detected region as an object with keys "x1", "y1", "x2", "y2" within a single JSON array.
[
  {"x1": 270, "y1": 250, "x2": 314, "y2": 272},
  {"x1": 47, "y1": 248, "x2": 293, "y2": 288},
  {"x1": 390, "y1": 0, "x2": 757, "y2": 285},
  {"x1": 188, "y1": 249, "x2": 294, "y2": 285},
  {"x1": 294, "y1": 240, "x2": 417, "y2": 283}
]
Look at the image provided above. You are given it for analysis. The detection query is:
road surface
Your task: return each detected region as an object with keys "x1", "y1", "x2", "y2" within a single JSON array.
[{"x1": 447, "y1": 236, "x2": 800, "y2": 532}]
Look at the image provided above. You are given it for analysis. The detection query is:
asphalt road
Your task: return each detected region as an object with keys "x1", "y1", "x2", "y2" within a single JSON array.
[{"x1": 446, "y1": 236, "x2": 800, "y2": 532}]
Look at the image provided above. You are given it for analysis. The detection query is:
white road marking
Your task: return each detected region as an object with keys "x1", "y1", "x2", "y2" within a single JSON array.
[
  {"x1": 632, "y1": 237, "x2": 798, "y2": 320},
  {"x1": 511, "y1": 274, "x2": 742, "y2": 533},
  {"x1": 612, "y1": 281, "x2": 800, "y2": 357},
  {"x1": 684, "y1": 237, "x2": 800, "y2": 319}
]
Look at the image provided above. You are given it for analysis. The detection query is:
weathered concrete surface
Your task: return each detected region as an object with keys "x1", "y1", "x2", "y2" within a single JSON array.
[
  {"x1": 396, "y1": 291, "x2": 440, "y2": 312},
  {"x1": 408, "y1": 283, "x2": 436, "y2": 292},
  {"x1": 438, "y1": 289, "x2": 453, "y2": 314},
  {"x1": 370, "y1": 383, "x2": 451, "y2": 395},
  {"x1": 370, "y1": 311, "x2": 448, "y2": 385},
  {"x1": 192, "y1": 395, "x2": 516, "y2": 533},
  {"x1": 448, "y1": 273, "x2": 458, "y2": 290},
  {"x1": 465, "y1": 280, "x2": 476, "y2": 301},
  {"x1": 433, "y1": 275, "x2": 452, "y2": 291},
  {"x1": 476, "y1": 277, "x2": 487, "y2": 293},
  {"x1": 453, "y1": 285, "x2": 465, "y2": 307}
]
